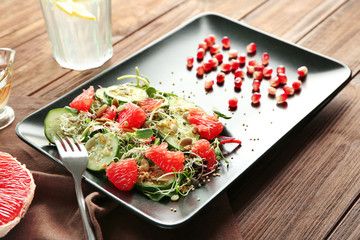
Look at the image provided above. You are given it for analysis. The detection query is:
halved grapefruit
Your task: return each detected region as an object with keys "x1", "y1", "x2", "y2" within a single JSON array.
[{"x1": 0, "y1": 152, "x2": 36, "y2": 237}]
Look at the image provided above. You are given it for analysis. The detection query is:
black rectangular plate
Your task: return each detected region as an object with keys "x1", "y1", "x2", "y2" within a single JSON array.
[{"x1": 16, "y1": 13, "x2": 351, "y2": 228}]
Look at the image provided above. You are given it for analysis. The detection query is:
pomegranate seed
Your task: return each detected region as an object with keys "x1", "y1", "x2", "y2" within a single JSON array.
[
  {"x1": 278, "y1": 73, "x2": 287, "y2": 84},
  {"x1": 208, "y1": 34, "x2": 216, "y2": 44},
  {"x1": 261, "y1": 52, "x2": 269, "y2": 65},
  {"x1": 234, "y1": 70, "x2": 245, "y2": 79},
  {"x1": 216, "y1": 72, "x2": 225, "y2": 83},
  {"x1": 256, "y1": 65, "x2": 264, "y2": 72},
  {"x1": 214, "y1": 53, "x2": 223, "y2": 63},
  {"x1": 202, "y1": 61, "x2": 213, "y2": 72},
  {"x1": 196, "y1": 66, "x2": 205, "y2": 76},
  {"x1": 248, "y1": 60, "x2": 258, "y2": 67},
  {"x1": 268, "y1": 87, "x2": 277, "y2": 95},
  {"x1": 247, "y1": 65, "x2": 255, "y2": 74},
  {"x1": 254, "y1": 71, "x2": 263, "y2": 80},
  {"x1": 277, "y1": 65, "x2": 285, "y2": 74},
  {"x1": 229, "y1": 97, "x2": 238, "y2": 108},
  {"x1": 228, "y1": 49, "x2": 238, "y2": 59},
  {"x1": 210, "y1": 44, "x2": 220, "y2": 54},
  {"x1": 204, "y1": 36, "x2": 214, "y2": 47},
  {"x1": 221, "y1": 36, "x2": 231, "y2": 49},
  {"x1": 187, "y1": 56, "x2": 194, "y2": 68},
  {"x1": 205, "y1": 79, "x2": 214, "y2": 90},
  {"x1": 231, "y1": 59, "x2": 240, "y2": 70},
  {"x1": 263, "y1": 66, "x2": 273, "y2": 78},
  {"x1": 283, "y1": 85, "x2": 294, "y2": 95},
  {"x1": 252, "y1": 80, "x2": 261, "y2": 92},
  {"x1": 251, "y1": 93, "x2": 261, "y2": 104},
  {"x1": 276, "y1": 94, "x2": 288, "y2": 104},
  {"x1": 221, "y1": 63, "x2": 231, "y2": 72},
  {"x1": 198, "y1": 41, "x2": 208, "y2": 50},
  {"x1": 270, "y1": 76, "x2": 280, "y2": 87},
  {"x1": 234, "y1": 78, "x2": 242, "y2": 88},
  {"x1": 211, "y1": 57, "x2": 219, "y2": 67},
  {"x1": 197, "y1": 48, "x2": 205, "y2": 60},
  {"x1": 292, "y1": 80, "x2": 302, "y2": 90},
  {"x1": 238, "y1": 53, "x2": 246, "y2": 64},
  {"x1": 246, "y1": 42, "x2": 257, "y2": 54},
  {"x1": 297, "y1": 66, "x2": 308, "y2": 77}
]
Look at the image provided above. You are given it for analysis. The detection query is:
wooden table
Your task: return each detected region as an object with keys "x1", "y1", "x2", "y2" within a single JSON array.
[{"x1": 1, "y1": 0, "x2": 360, "y2": 239}]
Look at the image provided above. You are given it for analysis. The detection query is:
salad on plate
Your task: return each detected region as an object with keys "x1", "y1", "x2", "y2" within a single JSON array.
[{"x1": 44, "y1": 68, "x2": 241, "y2": 201}]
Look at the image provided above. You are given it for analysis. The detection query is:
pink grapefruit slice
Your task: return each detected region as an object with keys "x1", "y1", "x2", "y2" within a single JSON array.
[{"x1": 0, "y1": 152, "x2": 36, "y2": 237}]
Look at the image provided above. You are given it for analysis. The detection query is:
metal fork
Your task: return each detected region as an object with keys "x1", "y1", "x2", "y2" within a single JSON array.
[{"x1": 53, "y1": 135, "x2": 96, "y2": 240}]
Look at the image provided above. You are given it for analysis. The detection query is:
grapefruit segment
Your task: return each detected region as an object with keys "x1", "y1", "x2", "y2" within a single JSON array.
[
  {"x1": 117, "y1": 102, "x2": 147, "y2": 131},
  {"x1": 69, "y1": 86, "x2": 95, "y2": 112},
  {"x1": 187, "y1": 108, "x2": 223, "y2": 140},
  {"x1": 145, "y1": 142, "x2": 185, "y2": 173},
  {"x1": 0, "y1": 152, "x2": 36, "y2": 237}
]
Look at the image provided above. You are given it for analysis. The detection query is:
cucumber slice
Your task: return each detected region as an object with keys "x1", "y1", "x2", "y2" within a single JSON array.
[
  {"x1": 95, "y1": 87, "x2": 110, "y2": 105},
  {"x1": 155, "y1": 96, "x2": 200, "y2": 150},
  {"x1": 44, "y1": 108, "x2": 77, "y2": 143},
  {"x1": 136, "y1": 169, "x2": 176, "y2": 192},
  {"x1": 104, "y1": 84, "x2": 147, "y2": 103},
  {"x1": 86, "y1": 133, "x2": 119, "y2": 171}
]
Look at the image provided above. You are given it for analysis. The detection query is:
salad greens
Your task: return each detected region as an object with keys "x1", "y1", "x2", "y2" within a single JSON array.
[{"x1": 44, "y1": 68, "x2": 240, "y2": 201}]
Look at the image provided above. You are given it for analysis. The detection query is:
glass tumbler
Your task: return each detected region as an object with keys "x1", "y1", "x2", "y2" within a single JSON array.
[
  {"x1": 40, "y1": 0, "x2": 113, "y2": 70},
  {"x1": 0, "y1": 48, "x2": 15, "y2": 130}
]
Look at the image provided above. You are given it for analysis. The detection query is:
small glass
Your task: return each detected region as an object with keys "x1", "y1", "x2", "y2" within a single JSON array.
[
  {"x1": 40, "y1": 0, "x2": 113, "y2": 70},
  {"x1": 0, "y1": 48, "x2": 15, "y2": 130}
]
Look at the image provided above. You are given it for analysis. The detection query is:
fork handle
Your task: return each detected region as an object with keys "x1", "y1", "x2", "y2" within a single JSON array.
[{"x1": 74, "y1": 176, "x2": 96, "y2": 240}]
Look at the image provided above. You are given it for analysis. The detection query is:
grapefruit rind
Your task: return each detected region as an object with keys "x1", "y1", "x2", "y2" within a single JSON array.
[{"x1": 0, "y1": 152, "x2": 36, "y2": 238}]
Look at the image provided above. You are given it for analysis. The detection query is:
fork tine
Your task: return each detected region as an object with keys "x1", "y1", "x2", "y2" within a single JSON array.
[
  {"x1": 73, "y1": 136, "x2": 87, "y2": 153},
  {"x1": 61, "y1": 136, "x2": 72, "y2": 152},
  {"x1": 66, "y1": 136, "x2": 80, "y2": 152},
  {"x1": 52, "y1": 133, "x2": 64, "y2": 151}
]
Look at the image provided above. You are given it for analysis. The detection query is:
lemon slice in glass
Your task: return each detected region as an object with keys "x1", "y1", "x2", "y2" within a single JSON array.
[{"x1": 55, "y1": 0, "x2": 96, "y2": 21}]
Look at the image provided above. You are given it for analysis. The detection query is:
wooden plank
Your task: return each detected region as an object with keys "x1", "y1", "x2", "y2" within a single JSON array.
[
  {"x1": 32, "y1": 0, "x2": 269, "y2": 98},
  {"x1": 229, "y1": 72, "x2": 360, "y2": 239},
  {"x1": 241, "y1": 0, "x2": 348, "y2": 43},
  {"x1": 0, "y1": 0, "x2": 42, "y2": 39},
  {"x1": 299, "y1": 0, "x2": 360, "y2": 73},
  {"x1": 328, "y1": 175, "x2": 360, "y2": 239},
  {"x1": 244, "y1": 0, "x2": 360, "y2": 73},
  {"x1": 227, "y1": 0, "x2": 360, "y2": 238}
]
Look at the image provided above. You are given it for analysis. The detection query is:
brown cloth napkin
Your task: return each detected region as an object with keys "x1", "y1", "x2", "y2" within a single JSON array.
[
  {"x1": 2, "y1": 172, "x2": 243, "y2": 240},
  {"x1": 1, "y1": 96, "x2": 243, "y2": 239}
]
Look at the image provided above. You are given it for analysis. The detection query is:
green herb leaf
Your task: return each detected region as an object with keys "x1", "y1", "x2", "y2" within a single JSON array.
[
  {"x1": 212, "y1": 107, "x2": 232, "y2": 119},
  {"x1": 146, "y1": 87, "x2": 157, "y2": 97},
  {"x1": 135, "y1": 128, "x2": 153, "y2": 139},
  {"x1": 154, "y1": 137, "x2": 161, "y2": 145}
]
